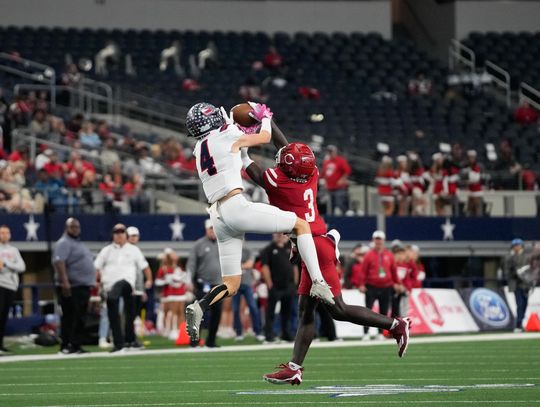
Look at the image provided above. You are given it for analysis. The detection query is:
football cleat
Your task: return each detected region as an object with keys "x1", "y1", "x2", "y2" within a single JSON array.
[
  {"x1": 186, "y1": 301, "x2": 204, "y2": 342},
  {"x1": 391, "y1": 317, "x2": 412, "y2": 358},
  {"x1": 263, "y1": 364, "x2": 303, "y2": 385},
  {"x1": 309, "y1": 280, "x2": 335, "y2": 305}
]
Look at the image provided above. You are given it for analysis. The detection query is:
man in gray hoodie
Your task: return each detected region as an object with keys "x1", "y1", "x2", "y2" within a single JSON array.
[{"x1": 0, "y1": 225, "x2": 26, "y2": 354}]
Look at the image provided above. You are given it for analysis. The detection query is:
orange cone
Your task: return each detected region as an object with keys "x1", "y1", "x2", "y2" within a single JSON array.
[
  {"x1": 175, "y1": 322, "x2": 205, "y2": 346},
  {"x1": 525, "y1": 312, "x2": 540, "y2": 332},
  {"x1": 175, "y1": 322, "x2": 191, "y2": 346}
]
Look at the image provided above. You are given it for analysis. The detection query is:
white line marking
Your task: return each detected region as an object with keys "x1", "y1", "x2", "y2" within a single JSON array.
[
  {"x1": 1, "y1": 378, "x2": 539, "y2": 387},
  {"x1": 1, "y1": 332, "x2": 539, "y2": 364},
  {"x1": 30, "y1": 401, "x2": 540, "y2": 407}
]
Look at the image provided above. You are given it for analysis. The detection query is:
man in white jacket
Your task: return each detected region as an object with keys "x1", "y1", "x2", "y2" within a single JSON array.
[{"x1": 0, "y1": 225, "x2": 26, "y2": 354}]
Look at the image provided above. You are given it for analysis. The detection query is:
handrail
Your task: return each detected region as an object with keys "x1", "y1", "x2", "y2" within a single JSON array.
[
  {"x1": 449, "y1": 39, "x2": 476, "y2": 71},
  {"x1": 0, "y1": 52, "x2": 56, "y2": 107},
  {"x1": 81, "y1": 78, "x2": 114, "y2": 115},
  {"x1": 518, "y1": 82, "x2": 540, "y2": 111},
  {"x1": 14, "y1": 83, "x2": 112, "y2": 115},
  {"x1": 485, "y1": 60, "x2": 511, "y2": 107}
]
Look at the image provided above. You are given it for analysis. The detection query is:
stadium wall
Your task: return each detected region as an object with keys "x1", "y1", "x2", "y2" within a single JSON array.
[
  {"x1": 0, "y1": 0, "x2": 392, "y2": 37},
  {"x1": 455, "y1": 0, "x2": 540, "y2": 39}
]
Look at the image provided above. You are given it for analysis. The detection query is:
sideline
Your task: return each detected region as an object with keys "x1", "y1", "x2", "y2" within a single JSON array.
[{"x1": 1, "y1": 332, "x2": 539, "y2": 364}]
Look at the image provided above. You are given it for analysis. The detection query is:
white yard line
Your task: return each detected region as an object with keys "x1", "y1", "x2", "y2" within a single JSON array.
[
  {"x1": 30, "y1": 400, "x2": 540, "y2": 407},
  {"x1": 1, "y1": 332, "x2": 540, "y2": 364}
]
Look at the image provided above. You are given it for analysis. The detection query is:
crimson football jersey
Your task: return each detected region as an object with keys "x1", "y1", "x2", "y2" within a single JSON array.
[{"x1": 263, "y1": 166, "x2": 327, "y2": 236}]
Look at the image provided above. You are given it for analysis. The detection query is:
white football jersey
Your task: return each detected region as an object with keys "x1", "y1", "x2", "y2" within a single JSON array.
[{"x1": 194, "y1": 124, "x2": 245, "y2": 204}]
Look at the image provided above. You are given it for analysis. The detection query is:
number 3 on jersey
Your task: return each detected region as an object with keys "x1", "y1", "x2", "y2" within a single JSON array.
[
  {"x1": 200, "y1": 139, "x2": 217, "y2": 176},
  {"x1": 303, "y1": 188, "x2": 315, "y2": 222}
]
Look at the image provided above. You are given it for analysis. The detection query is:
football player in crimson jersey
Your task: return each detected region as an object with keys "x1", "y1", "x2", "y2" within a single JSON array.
[{"x1": 242, "y1": 122, "x2": 412, "y2": 385}]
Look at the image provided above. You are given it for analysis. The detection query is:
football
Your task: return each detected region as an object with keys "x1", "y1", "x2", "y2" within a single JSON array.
[{"x1": 230, "y1": 103, "x2": 258, "y2": 127}]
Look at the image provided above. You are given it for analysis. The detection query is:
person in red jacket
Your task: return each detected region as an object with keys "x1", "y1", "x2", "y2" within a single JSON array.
[
  {"x1": 406, "y1": 245, "x2": 425, "y2": 289},
  {"x1": 514, "y1": 101, "x2": 539, "y2": 125},
  {"x1": 357, "y1": 230, "x2": 400, "y2": 340},
  {"x1": 391, "y1": 241, "x2": 416, "y2": 318},
  {"x1": 322, "y1": 145, "x2": 352, "y2": 215},
  {"x1": 394, "y1": 155, "x2": 412, "y2": 216}
]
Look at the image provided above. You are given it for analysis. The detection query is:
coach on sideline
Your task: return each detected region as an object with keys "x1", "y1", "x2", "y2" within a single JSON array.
[
  {"x1": 95, "y1": 224, "x2": 149, "y2": 352},
  {"x1": 53, "y1": 218, "x2": 95, "y2": 354},
  {"x1": 0, "y1": 225, "x2": 25, "y2": 355}
]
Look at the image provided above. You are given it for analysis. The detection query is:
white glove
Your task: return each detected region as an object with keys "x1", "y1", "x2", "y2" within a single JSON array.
[{"x1": 219, "y1": 106, "x2": 235, "y2": 125}]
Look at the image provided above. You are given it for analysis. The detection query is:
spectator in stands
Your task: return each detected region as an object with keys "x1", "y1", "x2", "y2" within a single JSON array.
[
  {"x1": 260, "y1": 234, "x2": 297, "y2": 343},
  {"x1": 95, "y1": 224, "x2": 149, "y2": 352},
  {"x1": 61, "y1": 63, "x2": 82, "y2": 88},
  {"x1": 49, "y1": 117, "x2": 66, "y2": 145},
  {"x1": 514, "y1": 101, "x2": 539, "y2": 125},
  {"x1": 127, "y1": 226, "x2": 153, "y2": 345},
  {"x1": 233, "y1": 248, "x2": 264, "y2": 342},
  {"x1": 8, "y1": 94, "x2": 32, "y2": 128},
  {"x1": 28, "y1": 109, "x2": 51, "y2": 136},
  {"x1": 409, "y1": 153, "x2": 427, "y2": 215},
  {"x1": 463, "y1": 150, "x2": 484, "y2": 216},
  {"x1": 136, "y1": 144, "x2": 163, "y2": 175},
  {"x1": 79, "y1": 122, "x2": 102, "y2": 149},
  {"x1": 503, "y1": 238, "x2": 530, "y2": 333},
  {"x1": 322, "y1": 145, "x2": 352, "y2": 215},
  {"x1": 492, "y1": 139, "x2": 522, "y2": 190},
  {"x1": 66, "y1": 113, "x2": 84, "y2": 135},
  {"x1": 95, "y1": 41, "x2": 121, "y2": 76},
  {"x1": 263, "y1": 46, "x2": 283, "y2": 72},
  {"x1": 0, "y1": 162, "x2": 33, "y2": 213},
  {"x1": 100, "y1": 139, "x2": 120, "y2": 171},
  {"x1": 238, "y1": 77, "x2": 267, "y2": 103},
  {"x1": 181, "y1": 78, "x2": 201, "y2": 92},
  {"x1": 35, "y1": 148, "x2": 52, "y2": 171},
  {"x1": 124, "y1": 173, "x2": 150, "y2": 213},
  {"x1": 408, "y1": 71, "x2": 433, "y2": 96},
  {"x1": 159, "y1": 40, "x2": 184, "y2": 77},
  {"x1": 96, "y1": 120, "x2": 111, "y2": 141},
  {"x1": 394, "y1": 155, "x2": 411, "y2": 216},
  {"x1": 348, "y1": 244, "x2": 370, "y2": 289},
  {"x1": 375, "y1": 156, "x2": 395, "y2": 216},
  {"x1": 297, "y1": 86, "x2": 321, "y2": 100},
  {"x1": 0, "y1": 225, "x2": 25, "y2": 354},
  {"x1": 53, "y1": 218, "x2": 95, "y2": 354},
  {"x1": 357, "y1": 230, "x2": 399, "y2": 341},
  {"x1": 186, "y1": 219, "x2": 222, "y2": 348}
]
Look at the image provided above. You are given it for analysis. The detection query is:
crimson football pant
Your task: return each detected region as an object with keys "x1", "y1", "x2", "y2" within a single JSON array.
[
  {"x1": 364, "y1": 285, "x2": 393, "y2": 334},
  {"x1": 56, "y1": 286, "x2": 91, "y2": 350},
  {"x1": 0, "y1": 287, "x2": 16, "y2": 348}
]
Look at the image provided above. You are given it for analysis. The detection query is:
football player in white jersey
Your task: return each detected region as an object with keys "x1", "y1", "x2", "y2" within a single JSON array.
[{"x1": 185, "y1": 102, "x2": 334, "y2": 342}]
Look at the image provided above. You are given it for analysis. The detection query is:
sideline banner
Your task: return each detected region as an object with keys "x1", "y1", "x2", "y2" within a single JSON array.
[
  {"x1": 335, "y1": 289, "x2": 478, "y2": 338},
  {"x1": 460, "y1": 288, "x2": 514, "y2": 331}
]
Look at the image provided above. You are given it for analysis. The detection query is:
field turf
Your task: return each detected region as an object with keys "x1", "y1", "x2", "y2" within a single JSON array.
[{"x1": 1, "y1": 337, "x2": 539, "y2": 407}]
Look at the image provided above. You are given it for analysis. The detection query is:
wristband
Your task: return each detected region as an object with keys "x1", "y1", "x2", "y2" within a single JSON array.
[{"x1": 260, "y1": 117, "x2": 272, "y2": 135}]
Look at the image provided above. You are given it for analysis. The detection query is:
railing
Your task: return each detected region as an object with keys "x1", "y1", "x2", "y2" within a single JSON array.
[
  {"x1": 518, "y1": 82, "x2": 540, "y2": 111},
  {"x1": 0, "y1": 52, "x2": 57, "y2": 106},
  {"x1": 449, "y1": 39, "x2": 476, "y2": 71},
  {"x1": 485, "y1": 60, "x2": 512, "y2": 108}
]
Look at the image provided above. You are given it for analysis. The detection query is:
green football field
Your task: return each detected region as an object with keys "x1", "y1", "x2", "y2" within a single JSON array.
[{"x1": 1, "y1": 336, "x2": 539, "y2": 407}]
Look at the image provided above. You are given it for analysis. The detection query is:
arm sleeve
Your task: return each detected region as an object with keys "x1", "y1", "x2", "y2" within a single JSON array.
[
  {"x1": 359, "y1": 255, "x2": 369, "y2": 286},
  {"x1": 52, "y1": 241, "x2": 70, "y2": 263},
  {"x1": 259, "y1": 247, "x2": 270, "y2": 266},
  {"x1": 94, "y1": 247, "x2": 107, "y2": 270},
  {"x1": 5, "y1": 248, "x2": 26, "y2": 273},
  {"x1": 135, "y1": 247, "x2": 149, "y2": 270},
  {"x1": 350, "y1": 263, "x2": 362, "y2": 288},
  {"x1": 340, "y1": 157, "x2": 352, "y2": 176},
  {"x1": 186, "y1": 242, "x2": 199, "y2": 277}
]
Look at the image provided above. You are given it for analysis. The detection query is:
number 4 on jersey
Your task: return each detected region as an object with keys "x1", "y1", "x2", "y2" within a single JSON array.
[{"x1": 200, "y1": 139, "x2": 217, "y2": 176}]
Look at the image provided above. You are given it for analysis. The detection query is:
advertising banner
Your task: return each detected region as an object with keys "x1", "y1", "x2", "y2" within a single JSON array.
[
  {"x1": 504, "y1": 286, "x2": 540, "y2": 328},
  {"x1": 335, "y1": 288, "x2": 479, "y2": 337},
  {"x1": 409, "y1": 289, "x2": 479, "y2": 334},
  {"x1": 460, "y1": 288, "x2": 514, "y2": 331}
]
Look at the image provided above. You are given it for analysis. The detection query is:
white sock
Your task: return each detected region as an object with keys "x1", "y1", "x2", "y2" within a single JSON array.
[
  {"x1": 288, "y1": 361, "x2": 302, "y2": 371},
  {"x1": 390, "y1": 319, "x2": 399, "y2": 330},
  {"x1": 296, "y1": 234, "x2": 324, "y2": 282}
]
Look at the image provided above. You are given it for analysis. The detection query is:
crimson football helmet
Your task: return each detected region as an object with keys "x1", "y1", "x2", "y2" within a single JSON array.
[{"x1": 276, "y1": 143, "x2": 316, "y2": 181}]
